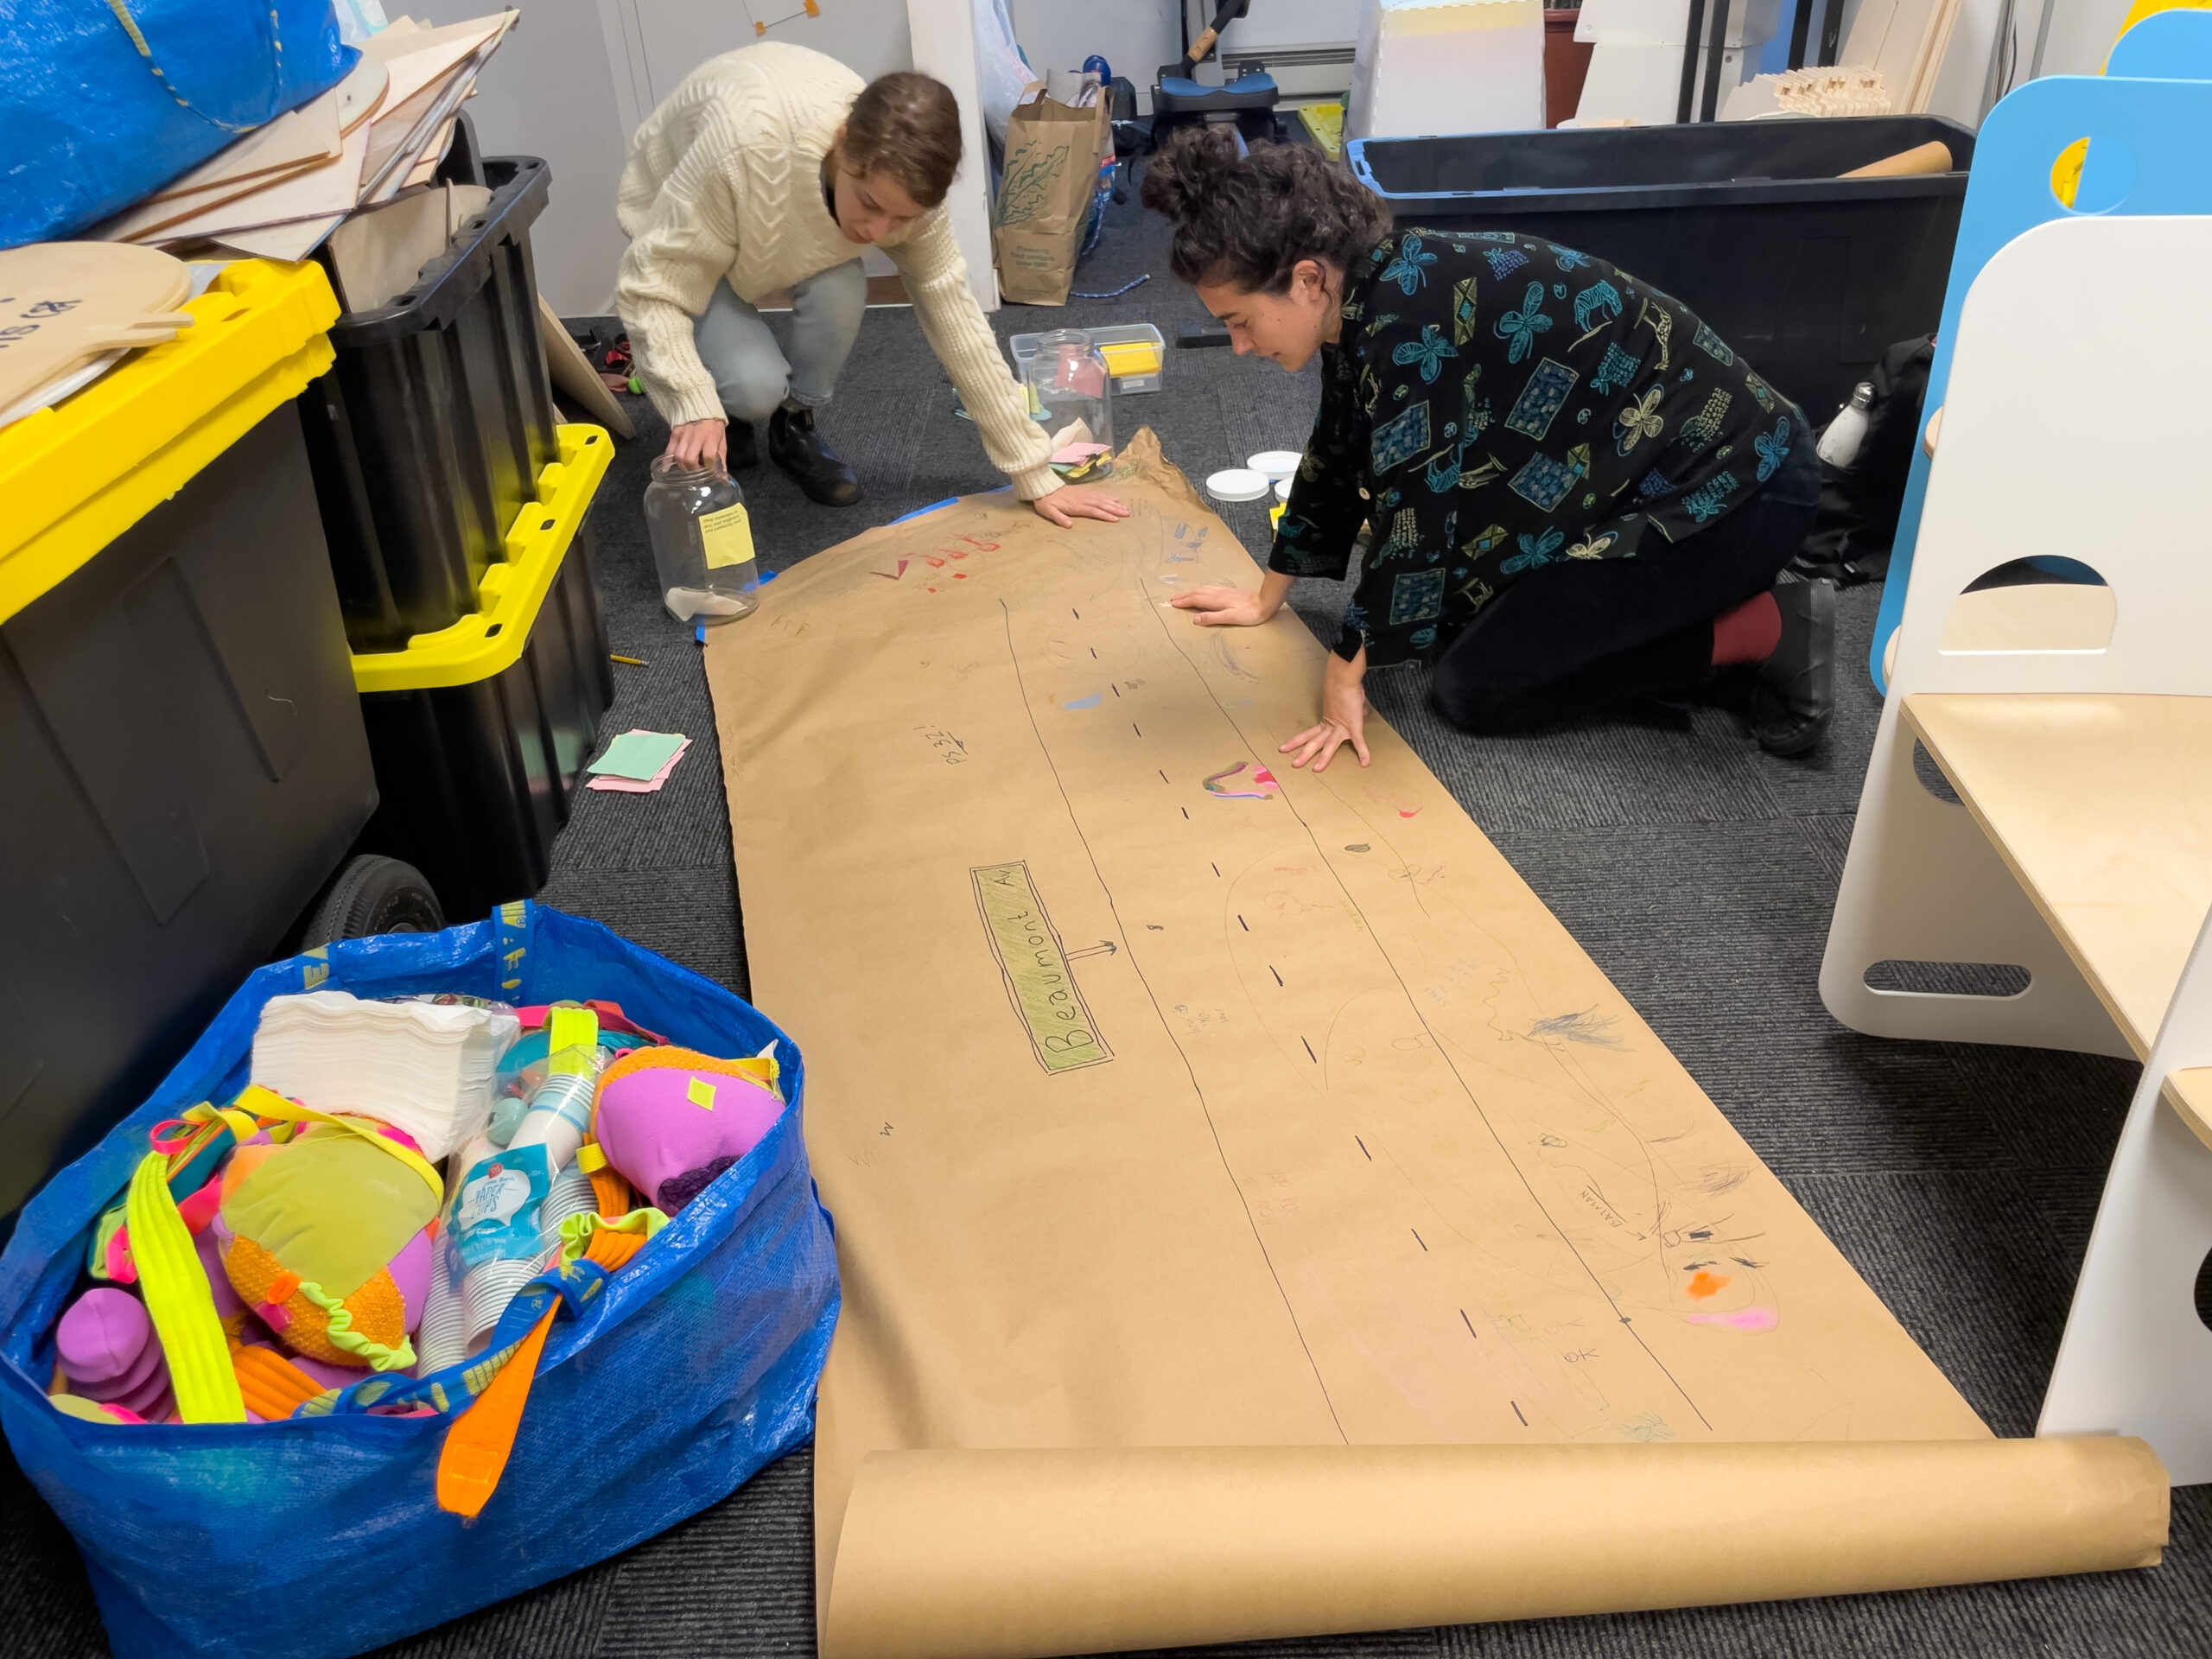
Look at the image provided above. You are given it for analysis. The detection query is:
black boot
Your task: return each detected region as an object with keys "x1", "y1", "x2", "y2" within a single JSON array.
[
  {"x1": 726, "y1": 418, "x2": 759, "y2": 471},
  {"x1": 768, "y1": 403, "x2": 862, "y2": 506},
  {"x1": 1750, "y1": 577, "x2": 1837, "y2": 757}
]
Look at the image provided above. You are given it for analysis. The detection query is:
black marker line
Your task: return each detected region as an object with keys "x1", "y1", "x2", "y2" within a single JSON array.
[
  {"x1": 1112, "y1": 684, "x2": 1121, "y2": 697},
  {"x1": 1132, "y1": 722, "x2": 1141, "y2": 738},
  {"x1": 1090, "y1": 646, "x2": 1097, "y2": 658},
  {"x1": 1300, "y1": 1035, "x2": 1318, "y2": 1063},
  {"x1": 1072, "y1": 608, "x2": 1080, "y2": 619},
  {"x1": 1412, "y1": 1228, "x2": 1427, "y2": 1252},
  {"x1": 1181, "y1": 807, "x2": 1189, "y2": 819},
  {"x1": 998, "y1": 598, "x2": 1346, "y2": 1441},
  {"x1": 1459, "y1": 1309, "x2": 1478, "y2": 1339},
  {"x1": 1159, "y1": 768, "x2": 1169, "y2": 783},
  {"x1": 1211, "y1": 862, "x2": 1220, "y2": 877},
  {"x1": 1238, "y1": 915, "x2": 1249, "y2": 931},
  {"x1": 1357, "y1": 1135, "x2": 1372, "y2": 1160},
  {"x1": 1511, "y1": 1401, "x2": 1529, "y2": 1426},
  {"x1": 1270, "y1": 965, "x2": 1283, "y2": 986},
  {"x1": 1135, "y1": 572, "x2": 1713, "y2": 1431}
]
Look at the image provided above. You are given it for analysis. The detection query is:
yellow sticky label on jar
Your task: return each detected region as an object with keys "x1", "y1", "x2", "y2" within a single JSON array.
[{"x1": 699, "y1": 503, "x2": 756, "y2": 569}]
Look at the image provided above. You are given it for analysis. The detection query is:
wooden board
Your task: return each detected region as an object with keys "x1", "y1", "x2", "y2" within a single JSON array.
[
  {"x1": 537, "y1": 296, "x2": 635, "y2": 439},
  {"x1": 704, "y1": 432, "x2": 1996, "y2": 1636},
  {"x1": 2159, "y1": 1066, "x2": 2212, "y2": 1154},
  {"x1": 325, "y1": 187, "x2": 454, "y2": 314},
  {"x1": 1902, "y1": 692, "x2": 2212, "y2": 1056},
  {"x1": 141, "y1": 86, "x2": 344, "y2": 206},
  {"x1": 0, "y1": 244, "x2": 192, "y2": 407},
  {"x1": 132, "y1": 123, "x2": 369, "y2": 245}
]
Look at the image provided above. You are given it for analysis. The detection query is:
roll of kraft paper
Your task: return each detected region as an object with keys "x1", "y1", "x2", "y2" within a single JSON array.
[{"x1": 820, "y1": 1439, "x2": 2168, "y2": 1659}]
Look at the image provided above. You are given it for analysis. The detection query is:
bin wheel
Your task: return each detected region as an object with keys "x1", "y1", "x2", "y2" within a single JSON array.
[{"x1": 301, "y1": 855, "x2": 444, "y2": 947}]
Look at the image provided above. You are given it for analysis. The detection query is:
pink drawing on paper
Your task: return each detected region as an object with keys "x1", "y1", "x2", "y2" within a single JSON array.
[{"x1": 1202, "y1": 761, "x2": 1280, "y2": 801}]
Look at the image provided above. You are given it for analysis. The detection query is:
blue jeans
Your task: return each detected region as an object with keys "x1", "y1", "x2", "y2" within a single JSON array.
[{"x1": 692, "y1": 260, "x2": 867, "y2": 426}]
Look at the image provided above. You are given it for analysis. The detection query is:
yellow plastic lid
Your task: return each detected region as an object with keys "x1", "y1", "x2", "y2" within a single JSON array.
[
  {"x1": 1098, "y1": 340, "x2": 1163, "y2": 375},
  {"x1": 0, "y1": 259, "x2": 339, "y2": 626},
  {"x1": 351, "y1": 424, "x2": 614, "y2": 694}
]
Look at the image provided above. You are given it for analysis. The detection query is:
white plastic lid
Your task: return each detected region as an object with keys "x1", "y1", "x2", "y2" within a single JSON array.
[
  {"x1": 1247, "y1": 450, "x2": 1302, "y2": 480},
  {"x1": 1206, "y1": 467, "x2": 1272, "y2": 503},
  {"x1": 1274, "y1": 477, "x2": 1291, "y2": 502}
]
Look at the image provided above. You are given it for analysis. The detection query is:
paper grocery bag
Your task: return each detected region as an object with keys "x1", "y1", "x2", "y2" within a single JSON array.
[{"x1": 992, "y1": 92, "x2": 1109, "y2": 306}]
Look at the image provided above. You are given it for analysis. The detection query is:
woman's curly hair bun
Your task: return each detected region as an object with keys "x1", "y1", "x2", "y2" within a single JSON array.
[{"x1": 1140, "y1": 127, "x2": 1393, "y2": 295}]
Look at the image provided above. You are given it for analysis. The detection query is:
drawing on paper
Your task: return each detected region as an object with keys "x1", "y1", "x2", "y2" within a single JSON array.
[
  {"x1": 972, "y1": 861, "x2": 1113, "y2": 1073},
  {"x1": 1202, "y1": 761, "x2": 1280, "y2": 800}
]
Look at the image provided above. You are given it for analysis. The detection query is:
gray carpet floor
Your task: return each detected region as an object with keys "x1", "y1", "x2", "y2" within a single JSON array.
[{"x1": 5, "y1": 171, "x2": 2201, "y2": 1658}]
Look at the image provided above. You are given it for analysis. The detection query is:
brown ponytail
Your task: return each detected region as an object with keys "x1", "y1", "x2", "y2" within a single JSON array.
[
  {"x1": 841, "y1": 72, "x2": 963, "y2": 209},
  {"x1": 1141, "y1": 126, "x2": 1392, "y2": 294}
]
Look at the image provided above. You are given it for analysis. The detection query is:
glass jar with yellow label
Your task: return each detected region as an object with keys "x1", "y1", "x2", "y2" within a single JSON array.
[{"x1": 644, "y1": 455, "x2": 760, "y2": 624}]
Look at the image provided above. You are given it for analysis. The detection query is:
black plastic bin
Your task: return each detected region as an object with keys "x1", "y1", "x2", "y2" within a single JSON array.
[
  {"x1": 0, "y1": 407, "x2": 376, "y2": 1220},
  {"x1": 301, "y1": 138, "x2": 559, "y2": 653},
  {"x1": 1347, "y1": 116, "x2": 1974, "y2": 420},
  {"x1": 348, "y1": 427, "x2": 616, "y2": 924}
]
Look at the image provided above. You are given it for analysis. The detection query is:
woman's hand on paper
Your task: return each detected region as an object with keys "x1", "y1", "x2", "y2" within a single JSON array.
[
  {"x1": 1173, "y1": 568, "x2": 1294, "y2": 629},
  {"x1": 1171, "y1": 585, "x2": 1277, "y2": 628},
  {"x1": 1280, "y1": 647, "x2": 1370, "y2": 772},
  {"x1": 1033, "y1": 485, "x2": 1130, "y2": 527},
  {"x1": 667, "y1": 418, "x2": 728, "y2": 473}
]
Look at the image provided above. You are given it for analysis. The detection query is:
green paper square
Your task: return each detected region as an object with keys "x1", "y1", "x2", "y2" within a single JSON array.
[{"x1": 588, "y1": 729, "x2": 687, "y2": 781}]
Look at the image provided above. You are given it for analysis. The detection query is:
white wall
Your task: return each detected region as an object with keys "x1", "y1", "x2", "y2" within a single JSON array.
[
  {"x1": 1008, "y1": 0, "x2": 1179, "y2": 110},
  {"x1": 418, "y1": 0, "x2": 633, "y2": 314},
  {"x1": 2031, "y1": 0, "x2": 2138, "y2": 73},
  {"x1": 606, "y1": 0, "x2": 914, "y2": 117}
]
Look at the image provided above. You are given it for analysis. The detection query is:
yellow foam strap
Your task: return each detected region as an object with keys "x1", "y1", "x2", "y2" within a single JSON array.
[
  {"x1": 557, "y1": 1206, "x2": 667, "y2": 1264},
  {"x1": 124, "y1": 1153, "x2": 246, "y2": 1423},
  {"x1": 575, "y1": 1141, "x2": 607, "y2": 1174},
  {"x1": 548, "y1": 1007, "x2": 600, "y2": 1076},
  {"x1": 221, "y1": 1087, "x2": 444, "y2": 1205}
]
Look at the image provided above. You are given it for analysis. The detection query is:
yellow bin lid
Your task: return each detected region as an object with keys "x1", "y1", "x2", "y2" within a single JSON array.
[
  {"x1": 0, "y1": 258, "x2": 339, "y2": 627},
  {"x1": 351, "y1": 424, "x2": 615, "y2": 694}
]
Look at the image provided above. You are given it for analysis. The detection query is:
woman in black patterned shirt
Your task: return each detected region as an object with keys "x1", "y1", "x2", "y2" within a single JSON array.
[{"x1": 1143, "y1": 130, "x2": 1833, "y2": 772}]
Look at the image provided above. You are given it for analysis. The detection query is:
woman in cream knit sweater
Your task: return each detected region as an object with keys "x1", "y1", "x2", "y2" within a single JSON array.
[{"x1": 616, "y1": 43, "x2": 1126, "y2": 524}]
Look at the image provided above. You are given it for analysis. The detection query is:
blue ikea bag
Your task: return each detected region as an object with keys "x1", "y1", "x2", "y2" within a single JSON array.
[
  {"x1": 1, "y1": 0, "x2": 356, "y2": 246},
  {"x1": 0, "y1": 903, "x2": 841, "y2": 1659}
]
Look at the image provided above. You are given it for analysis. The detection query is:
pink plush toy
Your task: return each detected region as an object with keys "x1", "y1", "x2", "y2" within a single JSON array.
[
  {"x1": 54, "y1": 1288, "x2": 172, "y2": 1421},
  {"x1": 590, "y1": 1047, "x2": 785, "y2": 1212}
]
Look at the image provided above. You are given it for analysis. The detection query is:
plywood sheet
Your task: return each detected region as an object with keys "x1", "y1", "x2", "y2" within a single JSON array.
[
  {"x1": 706, "y1": 434, "x2": 2155, "y2": 1658},
  {"x1": 1903, "y1": 691, "x2": 2212, "y2": 1056}
]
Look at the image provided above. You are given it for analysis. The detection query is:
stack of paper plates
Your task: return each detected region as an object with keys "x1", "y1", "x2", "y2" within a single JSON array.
[{"x1": 1205, "y1": 468, "x2": 1272, "y2": 503}]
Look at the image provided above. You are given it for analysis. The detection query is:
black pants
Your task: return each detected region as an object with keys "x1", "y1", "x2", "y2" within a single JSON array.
[{"x1": 1430, "y1": 441, "x2": 1821, "y2": 734}]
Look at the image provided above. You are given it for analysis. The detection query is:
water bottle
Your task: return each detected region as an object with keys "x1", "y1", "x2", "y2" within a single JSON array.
[
  {"x1": 644, "y1": 454, "x2": 759, "y2": 625},
  {"x1": 1816, "y1": 381, "x2": 1876, "y2": 470}
]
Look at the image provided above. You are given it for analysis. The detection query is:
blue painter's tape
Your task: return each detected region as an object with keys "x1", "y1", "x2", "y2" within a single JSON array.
[{"x1": 889, "y1": 498, "x2": 960, "y2": 524}]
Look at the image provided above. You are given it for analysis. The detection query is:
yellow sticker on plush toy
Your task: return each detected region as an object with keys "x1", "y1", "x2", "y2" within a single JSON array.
[{"x1": 686, "y1": 1077, "x2": 717, "y2": 1111}]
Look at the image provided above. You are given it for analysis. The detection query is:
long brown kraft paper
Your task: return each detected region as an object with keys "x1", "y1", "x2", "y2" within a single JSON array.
[
  {"x1": 702, "y1": 433, "x2": 2166, "y2": 1656},
  {"x1": 823, "y1": 1440, "x2": 2167, "y2": 1659}
]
